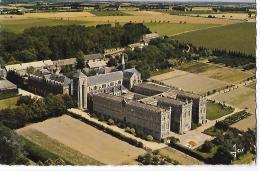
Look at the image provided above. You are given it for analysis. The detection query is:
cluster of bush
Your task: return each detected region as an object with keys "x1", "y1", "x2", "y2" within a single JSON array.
[
  {"x1": 0, "y1": 94, "x2": 76, "y2": 129},
  {"x1": 68, "y1": 112, "x2": 144, "y2": 149},
  {"x1": 137, "y1": 150, "x2": 180, "y2": 165},
  {"x1": 221, "y1": 110, "x2": 251, "y2": 126}
]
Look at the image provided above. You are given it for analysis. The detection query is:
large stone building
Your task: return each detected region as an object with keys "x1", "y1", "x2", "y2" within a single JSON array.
[
  {"x1": 157, "y1": 97, "x2": 192, "y2": 133},
  {"x1": 74, "y1": 67, "x2": 142, "y2": 110},
  {"x1": 92, "y1": 93, "x2": 171, "y2": 140},
  {"x1": 27, "y1": 70, "x2": 73, "y2": 96}
]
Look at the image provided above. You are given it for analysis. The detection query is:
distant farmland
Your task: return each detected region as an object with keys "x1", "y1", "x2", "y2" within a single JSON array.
[
  {"x1": 173, "y1": 22, "x2": 256, "y2": 56},
  {"x1": 145, "y1": 23, "x2": 219, "y2": 37}
]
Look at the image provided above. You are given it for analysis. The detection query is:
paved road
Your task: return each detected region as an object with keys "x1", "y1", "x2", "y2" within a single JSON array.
[{"x1": 68, "y1": 108, "x2": 167, "y2": 151}]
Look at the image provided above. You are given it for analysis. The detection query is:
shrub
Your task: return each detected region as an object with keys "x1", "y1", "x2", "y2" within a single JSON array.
[
  {"x1": 146, "y1": 135, "x2": 153, "y2": 141},
  {"x1": 200, "y1": 140, "x2": 214, "y2": 152},
  {"x1": 130, "y1": 128, "x2": 135, "y2": 134},
  {"x1": 107, "y1": 118, "x2": 115, "y2": 125}
]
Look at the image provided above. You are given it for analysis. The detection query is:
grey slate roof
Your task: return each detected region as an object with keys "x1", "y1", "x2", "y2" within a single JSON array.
[
  {"x1": 123, "y1": 68, "x2": 141, "y2": 79},
  {"x1": 0, "y1": 79, "x2": 17, "y2": 91},
  {"x1": 86, "y1": 71, "x2": 123, "y2": 86},
  {"x1": 157, "y1": 97, "x2": 186, "y2": 106},
  {"x1": 84, "y1": 53, "x2": 104, "y2": 61},
  {"x1": 133, "y1": 82, "x2": 170, "y2": 93}
]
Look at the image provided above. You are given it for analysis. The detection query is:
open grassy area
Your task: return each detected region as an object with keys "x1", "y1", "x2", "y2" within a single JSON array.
[
  {"x1": 232, "y1": 152, "x2": 255, "y2": 164},
  {"x1": 144, "y1": 23, "x2": 218, "y2": 36},
  {"x1": 173, "y1": 22, "x2": 256, "y2": 56},
  {"x1": 17, "y1": 128, "x2": 102, "y2": 165},
  {"x1": 159, "y1": 147, "x2": 202, "y2": 165},
  {"x1": 206, "y1": 101, "x2": 234, "y2": 120},
  {"x1": 213, "y1": 87, "x2": 256, "y2": 114},
  {"x1": 0, "y1": 18, "x2": 88, "y2": 33},
  {"x1": 89, "y1": 10, "x2": 131, "y2": 16},
  {"x1": 0, "y1": 96, "x2": 19, "y2": 109},
  {"x1": 176, "y1": 61, "x2": 215, "y2": 73},
  {"x1": 176, "y1": 61, "x2": 254, "y2": 84},
  {"x1": 17, "y1": 115, "x2": 145, "y2": 165}
]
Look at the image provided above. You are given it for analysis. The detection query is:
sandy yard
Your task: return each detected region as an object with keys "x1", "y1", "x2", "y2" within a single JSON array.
[
  {"x1": 231, "y1": 114, "x2": 257, "y2": 131},
  {"x1": 151, "y1": 69, "x2": 228, "y2": 95},
  {"x1": 17, "y1": 115, "x2": 146, "y2": 165},
  {"x1": 212, "y1": 87, "x2": 256, "y2": 114}
]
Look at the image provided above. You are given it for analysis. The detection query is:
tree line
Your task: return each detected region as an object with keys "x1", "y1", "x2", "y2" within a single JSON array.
[
  {"x1": 0, "y1": 94, "x2": 76, "y2": 129},
  {"x1": 0, "y1": 23, "x2": 150, "y2": 64},
  {"x1": 125, "y1": 37, "x2": 211, "y2": 79}
]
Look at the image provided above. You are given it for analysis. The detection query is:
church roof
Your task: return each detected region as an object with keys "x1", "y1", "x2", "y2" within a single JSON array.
[{"x1": 86, "y1": 71, "x2": 123, "y2": 86}]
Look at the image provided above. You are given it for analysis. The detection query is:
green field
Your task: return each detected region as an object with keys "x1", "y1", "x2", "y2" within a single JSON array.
[
  {"x1": 175, "y1": 61, "x2": 214, "y2": 73},
  {"x1": 145, "y1": 23, "x2": 218, "y2": 36},
  {"x1": 206, "y1": 101, "x2": 234, "y2": 120},
  {"x1": 0, "y1": 18, "x2": 88, "y2": 33},
  {"x1": 0, "y1": 96, "x2": 19, "y2": 109},
  {"x1": 232, "y1": 152, "x2": 255, "y2": 164},
  {"x1": 173, "y1": 22, "x2": 256, "y2": 56},
  {"x1": 89, "y1": 10, "x2": 130, "y2": 16}
]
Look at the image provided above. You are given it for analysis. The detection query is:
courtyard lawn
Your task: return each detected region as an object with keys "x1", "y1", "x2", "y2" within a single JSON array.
[
  {"x1": 206, "y1": 101, "x2": 234, "y2": 120},
  {"x1": 173, "y1": 22, "x2": 256, "y2": 56},
  {"x1": 145, "y1": 23, "x2": 219, "y2": 37},
  {"x1": 175, "y1": 61, "x2": 216, "y2": 73},
  {"x1": 0, "y1": 96, "x2": 19, "y2": 110}
]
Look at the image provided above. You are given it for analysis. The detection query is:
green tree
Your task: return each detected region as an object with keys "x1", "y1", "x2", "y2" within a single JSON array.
[
  {"x1": 0, "y1": 124, "x2": 26, "y2": 164},
  {"x1": 200, "y1": 140, "x2": 214, "y2": 152},
  {"x1": 75, "y1": 50, "x2": 85, "y2": 69},
  {"x1": 211, "y1": 146, "x2": 233, "y2": 164}
]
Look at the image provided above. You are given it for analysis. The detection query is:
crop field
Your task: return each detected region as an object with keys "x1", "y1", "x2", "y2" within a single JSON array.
[
  {"x1": 17, "y1": 129, "x2": 101, "y2": 165},
  {"x1": 151, "y1": 69, "x2": 228, "y2": 95},
  {"x1": 17, "y1": 115, "x2": 145, "y2": 165},
  {"x1": 0, "y1": 18, "x2": 88, "y2": 33},
  {"x1": 173, "y1": 22, "x2": 256, "y2": 56},
  {"x1": 145, "y1": 23, "x2": 219, "y2": 36},
  {"x1": 206, "y1": 101, "x2": 234, "y2": 120},
  {"x1": 0, "y1": 96, "x2": 19, "y2": 109},
  {"x1": 0, "y1": 11, "x2": 241, "y2": 25},
  {"x1": 213, "y1": 87, "x2": 256, "y2": 114},
  {"x1": 246, "y1": 81, "x2": 256, "y2": 89},
  {"x1": 124, "y1": 10, "x2": 166, "y2": 16},
  {"x1": 188, "y1": 13, "x2": 256, "y2": 20},
  {"x1": 159, "y1": 147, "x2": 202, "y2": 165},
  {"x1": 89, "y1": 10, "x2": 130, "y2": 16}
]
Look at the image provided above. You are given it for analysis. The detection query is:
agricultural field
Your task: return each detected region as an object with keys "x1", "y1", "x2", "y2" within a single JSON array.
[
  {"x1": 188, "y1": 13, "x2": 256, "y2": 21},
  {"x1": 145, "y1": 23, "x2": 219, "y2": 37},
  {"x1": 151, "y1": 69, "x2": 228, "y2": 95},
  {"x1": 159, "y1": 147, "x2": 202, "y2": 165},
  {"x1": 206, "y1": 101, "x2": 234, "y2": 120},
  {"x1": 212, "y1": 87, "x2": 256, "y2": 114},
  {"x1": 0, "y1": 96, "x2": 19, "y2": 110},
  {"x1": 246, "y1": 81, "x2": 256, "y2": 89},
  {"x1": 17, "y1": 115, "x2": 146, "y2": 165},
  {"x1": 17, "y1": 129, "x2": 101, "y2": 165},
  {"x1": 173, "y1": 22, "x2": 256, "y2": 56},
  {"x1": 0, "y1": 18, "x2": 88, "y2": 33},
  {"x1": 176, "y1": 61, "x2": 254, "y2": 84},
  {"x1": 89, "y1": 10, "x2": 130, "y2": 16}
]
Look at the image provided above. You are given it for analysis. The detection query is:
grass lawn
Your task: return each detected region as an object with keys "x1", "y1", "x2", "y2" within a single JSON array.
[
  {"x1": 232, "y1": 152, "x2": 255, "y2": 164},
  {"x1": 173, "y1": 22, "x2": 256, "y2": 56},
  {"x1": 18, "y1": 129, "x2": 102, "y2": 165},
  {"x1": 0, "y1": 18, "x2": 88, "y2": 33},
  {"x1": 206, "y1": 101, "x2": 234, "y2": 120},
  {"x1": 175, "y1": 61, "x2": 215, "y2": 73},
  {"x1": 89, "y1": 10, "x2": 130, "y2": 16},
  {"x1": 145, "y1": 23, "x2": 219, "y2": 37},
  {"x1": 159, "y1": 147, "x2": 202, "y2": 165},
  {"x1": 0, "y1": 96, "x2": 19, "y2": 110}
]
